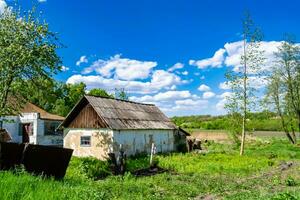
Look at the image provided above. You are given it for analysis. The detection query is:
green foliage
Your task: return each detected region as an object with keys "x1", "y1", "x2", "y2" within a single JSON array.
[
  {"x1": 68, "y1": 157, "x2": 112, "y2": 180},
  {"x1": 271, "y1": 192, "x2": 298, "y2": 200},
  {"x1": 0, "y1": 140, "x2": 300, "y2": 199},
  {"x1": 0, "y1": 6, "x2": 61, "y2": 117},
  {"x1": 285, "y1": 177, "x2": 297, "y2": 187},
  {"x1": 115, "y1": 88, "x2": 129, "y2": 100},
  {"x1": 171, "y1": 112, "x2": 297, "y2": 132},
  {"x1": 88, "y1": 88, "x2": 114, "y2": 98}
]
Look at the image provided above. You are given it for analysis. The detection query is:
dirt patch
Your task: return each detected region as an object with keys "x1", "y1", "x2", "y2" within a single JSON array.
[
  {"x1": 192, "y1": 131, "x2": 229, "y2": 142},
  {"x1": 132, "y1": 166, "x2": 168, "y2": 177}
]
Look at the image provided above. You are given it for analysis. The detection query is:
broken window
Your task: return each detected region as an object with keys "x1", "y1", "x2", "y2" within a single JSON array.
[
  {"x1": 80, "y1": 136, "x2": 91, "y2": 147},
  {"x1": 44, "y1": 121, "x2": 63, "y2": 135}
]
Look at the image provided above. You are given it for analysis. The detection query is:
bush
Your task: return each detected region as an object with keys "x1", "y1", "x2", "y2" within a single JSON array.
[
  {"x1": 285, "y1": 176, "x2": 297, "y2": 186},
  {"x1": 272, "y1": 191, "x2": 298, "y2": 200},
  {"x1": 69, "y1": 157, "x2": 111, "y2": 180}
]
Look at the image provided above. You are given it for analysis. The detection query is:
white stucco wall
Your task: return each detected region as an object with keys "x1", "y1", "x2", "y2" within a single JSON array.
[
  {"x1": 63, "y1": 128, "x2": 113, "y2": 160},
  {"x1": 2, "y1": 113, "x2": 63, "y2": 146},
  {"x1": 2, "y1": 116, "x2": 21, "y2": 143},
  {"x1": 112, "y1": 129, "x2": 175, "y2": 156},
  {"x1": 63, "y1": 128, "x2": 175, "y2": 159}
]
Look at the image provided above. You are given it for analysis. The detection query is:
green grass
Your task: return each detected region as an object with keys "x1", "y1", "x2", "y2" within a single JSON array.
[{"x1": 0, "y1": 139, "x2": 300, "y2": 200}]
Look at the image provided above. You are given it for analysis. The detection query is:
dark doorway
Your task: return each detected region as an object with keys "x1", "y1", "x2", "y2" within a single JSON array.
[{"x1": 22, "y1": 123, "x2": 32, "y2": 143}]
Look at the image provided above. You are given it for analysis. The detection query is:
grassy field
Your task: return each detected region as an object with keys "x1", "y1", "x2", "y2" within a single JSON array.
[
  {"x1": 190, "y1": 129, "x2": 292, "y2": 142},
  {"x1": 0, "y1": 139, "x2": 300, "y2": 200}
]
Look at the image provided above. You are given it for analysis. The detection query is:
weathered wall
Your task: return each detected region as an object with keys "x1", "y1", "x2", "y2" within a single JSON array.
[
  {"x1": 2, "y1": 113, "x2": 38, "y2": 144},
  {"x1": 2, "y1": 113, "x2": 63, "y2": 146},
  {"x1": 2, "y1": 116, "x2": 21, "y2": 143},
  {"x1": 36, "y1": 119, "x2": 63, "y2": 146},
  {"x1": 63, "y1": 128, "x2": 113, "y2": 160},
  {"x1": 112, "y1": 129, "x2": 175, "y2": 156}
]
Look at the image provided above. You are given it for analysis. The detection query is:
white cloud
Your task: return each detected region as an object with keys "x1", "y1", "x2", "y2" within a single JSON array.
[
  {"x1": 189, "y1": 48, "x2": 226, "y2": 69},
  {"x1": 61, "y1": 66, "x2": 69, "y2": 71},
  {"x1": 131, "y1": 90, "x2": 192, "y2": 102},
  {"x1": 219, "y1": 81, "x2": 231, "y2": 90},
  {"x1": 198, "y1": 84, "x2": 210, "y2": 92},
  {"x1": 219, "y1": 76, "x2": 268, "y2": 90},
  {"x1": 0, "y1": 0, "x2": 7, "y2": 14},
  {"x1": 216, "y1": 98, "x2": 227, "y2": 112},
  {"x1": 217, "y1": 91, "x2": 233, "y2": 99},
  {"x1": 66, "y1": 69, "x2": 183, "y2": 94},
  {"x1": 182, "y1": 71, "x2": 188, "y2": 75},
  {"x1": 203, "y1": 91, "x2": 215, "y2": 99},
  {"x1": 189, "y1": 40, "x2": 284, "y2": 73},
  {"x1": 82, "y1": 54, "x2": 157, "y2": 81},
  {"x1": 224, "y1": 41, "x2": 282, "y2": 73},
  {"x1": 168, "y1": 63, "x2": 184, "y2": 72},
  {"x1": 215, "y1": 92, "x2": 233, "y2": 113},
  {"x1": 38, "y1": 0, "x2": 47, "y2": 2},
  {"x1": 76, "y1": 56, "x2": 88, "y2": 66}
]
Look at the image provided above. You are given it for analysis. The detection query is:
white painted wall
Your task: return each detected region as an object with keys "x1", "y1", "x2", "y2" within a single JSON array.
[
  {"x1": 1, "y1": 113, "x2": 63, "y2": 146},
  {"x1": 63, "y1": 128, "x2": 113, "y2": 159},
  {"x1": 112, "y1": 129, "x2": 175, "y2": 156},
  {"x1": 63, "y1": 128, "x2": 175, "y2": 159}
]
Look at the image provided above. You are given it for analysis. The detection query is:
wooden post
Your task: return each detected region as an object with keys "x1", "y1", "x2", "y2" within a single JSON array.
[{"x1": 150, "y1": 143, "x2": 156, "y2": 166}]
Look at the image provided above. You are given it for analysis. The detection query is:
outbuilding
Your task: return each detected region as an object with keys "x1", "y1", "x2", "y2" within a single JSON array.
[
  {"x1": 1, "y1": 102, "x2": 65, "y2": 146},
  {"x1": 59, "y1": 95, "x2": 188, "y2": 160}
]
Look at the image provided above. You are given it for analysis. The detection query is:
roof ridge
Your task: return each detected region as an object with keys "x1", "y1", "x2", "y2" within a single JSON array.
[{"x1": 84, "y1": 95, "x2": 155, "y2": 106}]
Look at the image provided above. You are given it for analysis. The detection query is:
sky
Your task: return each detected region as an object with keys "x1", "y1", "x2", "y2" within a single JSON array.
[{"x1": 1, "y1": 0, "x2": 300, "y2": 116}]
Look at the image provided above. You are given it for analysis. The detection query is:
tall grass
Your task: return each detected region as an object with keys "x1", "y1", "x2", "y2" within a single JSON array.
[{"x1": 0, "y1": 139, "x2": 299, "y2": 200}]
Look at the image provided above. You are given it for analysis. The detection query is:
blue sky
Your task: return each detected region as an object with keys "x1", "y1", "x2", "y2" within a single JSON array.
[{"x1": 3, "y1": 0, "x2": 300, "y2": 116}]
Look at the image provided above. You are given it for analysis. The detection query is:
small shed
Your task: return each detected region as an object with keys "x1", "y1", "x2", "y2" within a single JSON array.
[
  {"x1": 60, "y1": 95, "x2": 187, "y2": 160},
  {"x1": 1, "y1": 102, "x2": 65, "y2": 146}
]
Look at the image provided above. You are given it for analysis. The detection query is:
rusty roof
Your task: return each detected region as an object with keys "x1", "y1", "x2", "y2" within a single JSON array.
[
  {"x1": 21, "y1": 102, "x2": 65, "y2": 121},
  {"x1": 60, "y1": 95, "x2": 177, "y2": 130}
]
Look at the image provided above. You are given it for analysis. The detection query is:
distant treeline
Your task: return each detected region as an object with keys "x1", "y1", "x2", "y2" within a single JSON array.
[{"x1": 171, "y1": 111, "x2": 298, "y2": 132}]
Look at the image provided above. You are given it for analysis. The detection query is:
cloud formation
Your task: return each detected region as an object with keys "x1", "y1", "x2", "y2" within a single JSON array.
[
  {"x1": 168, "y1": 63, "x2": 184, "y2": 72},
  {"x1": 67, "y1": 69, "x2": 183, "y2": 94},
  {"x1": 0, "y1": 0, "x2": 7, "y2": 14},
  {"x1": 82, "y1": 54, "x2": 157, "y2": 81},
  {"x1": 189, "y1": 41, "x2": 283, "y2": 73},
  {"x1": 189, "y1": 48, "x2": 226, "y2": 69},
  {"x1": 130, "y1": 90, "x2": 208, "y2": 116},
  {"x1": 76, "y1": 55, "x2": 88, "y2": 66},
  {"x1": 61, "y1": 66, "x2": 69, "y2": 71},
  {"x1": 198, "y1": 84, "x2": 210, "y2": 92},
  {"x1": 203, "y1": 91, "x2": 215, "y2": 99}
]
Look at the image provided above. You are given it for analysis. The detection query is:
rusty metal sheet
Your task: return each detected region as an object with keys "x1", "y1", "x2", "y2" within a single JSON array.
[{"x1": 0, "y1": 142, "x2": 73, "y2": 179}]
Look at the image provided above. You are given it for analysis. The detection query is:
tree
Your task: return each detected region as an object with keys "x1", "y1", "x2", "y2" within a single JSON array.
[
  {"x1": 52, "y1": 82, "x2": 86, "y2": 116},
  {"x1": 0, "y1": 7, "x2": 61, "y2": 126},
  {"x1": 115, "y1": 88, "x2": 129, "y2": 100},
  {"x1": 225, "y1": 12, "x2": 265, "y2": 155},
  {"x1": 88, "y1": 88, "x2": 114, "y2": 98},
  {"x1": 266, "y1": 38, "x2": 300, "y2": 144}
]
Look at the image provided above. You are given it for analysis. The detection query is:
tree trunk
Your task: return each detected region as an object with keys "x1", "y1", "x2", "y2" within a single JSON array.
[{"x1": 240, "y1": 38, "x2": 247, "y2": 156}]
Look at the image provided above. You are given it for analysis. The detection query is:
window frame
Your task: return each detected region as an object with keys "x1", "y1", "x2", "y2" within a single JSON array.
[{"x1": 80, "y1": 136, "x2": 91, "y2": 147}]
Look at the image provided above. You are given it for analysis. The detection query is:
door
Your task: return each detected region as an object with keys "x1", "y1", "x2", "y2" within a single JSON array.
[{"x1": 22, "y1": 123, "x2": 32, "y2": 143}]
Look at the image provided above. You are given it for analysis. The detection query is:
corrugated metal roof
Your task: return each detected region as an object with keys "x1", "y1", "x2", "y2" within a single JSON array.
[{"x1": 84, "y1": 95, "x2": 177, "y2": 130}]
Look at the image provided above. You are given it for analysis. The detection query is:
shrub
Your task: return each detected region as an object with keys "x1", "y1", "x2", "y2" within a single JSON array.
[
  {"x1": 285, "y1": 176, "x2": 297, "y2": 186},
  {"x1": 69, "y1": 157, "x2": 111, "y2": 180}
]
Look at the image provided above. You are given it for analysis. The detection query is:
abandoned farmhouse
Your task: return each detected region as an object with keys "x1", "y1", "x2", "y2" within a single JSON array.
[
  {"x1": 59, "y1": 95, "x2": 187, "y2": 160},
  {"x1": 1, "y1": 102, "x2": 65, "y2": 146}
]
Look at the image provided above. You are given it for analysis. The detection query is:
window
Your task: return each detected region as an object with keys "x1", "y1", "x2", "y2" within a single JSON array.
[
  {"x1": 19, "y1": 123, "x2": 33, "y2": 136},
  {"x1": 44, "y1": 121, "x2": 63, "y2": 135},
  {"x1": 80, "y1": 136, "x2": 91, "y2": 147}
]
